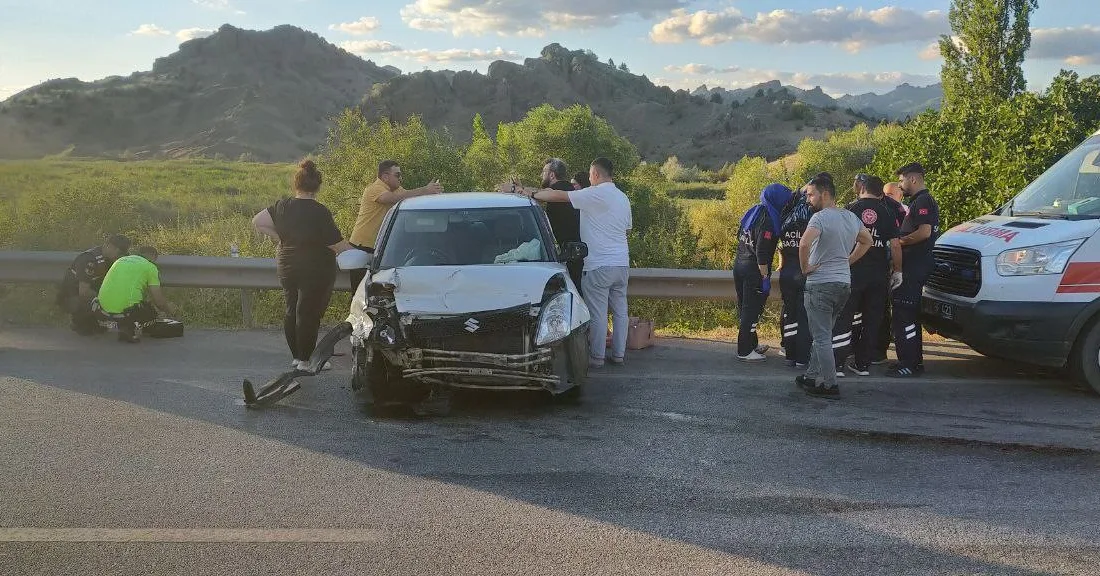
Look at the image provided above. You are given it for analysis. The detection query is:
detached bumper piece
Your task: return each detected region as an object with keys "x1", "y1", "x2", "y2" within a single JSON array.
[{"x1": 402, "y1": 348, "x2": 557, "y2": 390}]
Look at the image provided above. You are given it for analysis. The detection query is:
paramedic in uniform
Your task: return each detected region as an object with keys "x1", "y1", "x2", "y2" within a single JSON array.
[
  {"x1": 56, "y1": 234, "x2": 131, "y2": 335},
  {"x1": 888, "y1": 162, "x2": 940, "y2": 377},
  {"x1": 733, "y1": 183, "x2": 792, "y2": 362},
  {"x1": 778, "y1": 184, "x2": 816, "y2": 367},
  {"x1": 836, "y1": 174, "x2": 901, "y2": 375}
]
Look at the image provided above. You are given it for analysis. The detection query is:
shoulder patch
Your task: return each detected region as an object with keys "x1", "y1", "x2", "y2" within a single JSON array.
[
  {"x1": 918, "y1": 208, "x2": 929, "y2": 215},
  {"x1": 861, "y1": 208, "x2": 878, "y2": 225},
  {"x1": 763, "y1": 231, "x2": 773, "y2": 240}
]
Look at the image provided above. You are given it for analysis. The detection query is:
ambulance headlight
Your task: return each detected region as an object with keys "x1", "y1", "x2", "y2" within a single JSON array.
[{"x1": 996, "y1": 239, "x2": 1085, "y2": 276}]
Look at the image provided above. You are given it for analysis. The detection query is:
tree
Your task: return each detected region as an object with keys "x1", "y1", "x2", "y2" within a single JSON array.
[
  {"x1": 463, "y1": 113, "x2": 501, "y2": 188},
  {"x1": 940, "y1": 0, "x2": 1038, "y2": 108},
  {"x1": 608, "y1": 58, "x2": 616, "y2": 69},
  {"x1": 619, "y1": 62, "x2": 629, "y2": 73},
  {"x1": 709, "y1": 92, "x2": 723, "y2": 104}
]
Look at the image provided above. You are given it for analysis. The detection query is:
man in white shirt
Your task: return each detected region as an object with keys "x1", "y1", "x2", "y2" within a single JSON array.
[{"x1": 518, "y1": 157, "x2": 633, "y2": 367}]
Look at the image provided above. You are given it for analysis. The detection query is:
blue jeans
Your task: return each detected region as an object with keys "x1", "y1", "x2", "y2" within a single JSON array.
[{"x1": 804, "y1": 282, "x2": 851, "y2": 388}]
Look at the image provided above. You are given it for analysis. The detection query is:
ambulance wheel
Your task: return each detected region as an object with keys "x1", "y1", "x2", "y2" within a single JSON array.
[{"x1": 1072, "y1": 321, "x2": 1100, "y2": 395}]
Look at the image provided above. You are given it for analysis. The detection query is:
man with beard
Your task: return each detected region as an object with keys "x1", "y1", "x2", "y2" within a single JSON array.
[
  {"x1": 888, "y1": 162, "x2": 940, "y2": 378},
  {"x1": 539, "y1": 158, "x2": 584, "y2": 292},
  {"x1": 778, "y1": 182, "x2": 818, "y2": 367}
]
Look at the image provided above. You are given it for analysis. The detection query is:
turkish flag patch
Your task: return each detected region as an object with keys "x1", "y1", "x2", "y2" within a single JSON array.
[
  {"x1": 763, "y1": 231, "x2": 773, "y2": 240},
  {"x1": 918, "y1": 208, "x2": 929, "y2": 215}
]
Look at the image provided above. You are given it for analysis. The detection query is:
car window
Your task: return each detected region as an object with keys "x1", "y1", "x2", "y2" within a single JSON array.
[{"x1": 377, "y1": 207, "x2": 551, "y2": 267}]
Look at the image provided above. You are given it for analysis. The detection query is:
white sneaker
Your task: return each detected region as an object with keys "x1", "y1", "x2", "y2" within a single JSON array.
[
  {"x1": 738, "y1": 351, "x2": 767, "y2": 362},
  {"x1": 835, "y1": 371, "x2": 845, "y2": 378}
]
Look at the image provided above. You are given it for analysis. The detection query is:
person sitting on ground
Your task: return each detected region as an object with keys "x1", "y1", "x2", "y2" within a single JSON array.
[
  {"x1": 56, "y1": 234, "x2": 131, "y2": 335},
  {"x1": 95, "y1": 246, "x2": 178, "y2": 343}
]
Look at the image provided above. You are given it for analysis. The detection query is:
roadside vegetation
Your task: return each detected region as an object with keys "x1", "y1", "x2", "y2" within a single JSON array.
[{"x1": 2, "y1": 0, "x2": 1099, "y2": 340}]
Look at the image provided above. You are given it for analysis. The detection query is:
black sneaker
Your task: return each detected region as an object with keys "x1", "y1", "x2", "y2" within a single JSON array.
[
  {"x1": 845, "y1": 358, "x2": 870, "y2": 376},
  {"x1": 870, "y1": 355, "x2": 888, "y2": 365},
  {"x1": 805, "y1": 383, "x2": 840, "y2": 398},
  {"x1": 886, "y1": 366, "x2": 921, "y2": 378},
  {"x1": 795, "y1": 375, "x2": 816, "y2": 390}
]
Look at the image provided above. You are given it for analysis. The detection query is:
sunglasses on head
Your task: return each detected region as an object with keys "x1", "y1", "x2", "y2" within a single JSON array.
[{"x1": 855, "y1": 173, "x2": 870, "y2": 183}]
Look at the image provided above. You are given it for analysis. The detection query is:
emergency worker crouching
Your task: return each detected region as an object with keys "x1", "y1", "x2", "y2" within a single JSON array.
[{"x1": 56, "y1": 234, "x2": 131, "y2": 335}]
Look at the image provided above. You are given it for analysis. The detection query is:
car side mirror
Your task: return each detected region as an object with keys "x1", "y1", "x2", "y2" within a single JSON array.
[
  {"x1": 559, "y1": 241, "x2": 588, "y2": 263},
  {"x1": 337, "y1": 248, "x2": 373, "y2": 271}
]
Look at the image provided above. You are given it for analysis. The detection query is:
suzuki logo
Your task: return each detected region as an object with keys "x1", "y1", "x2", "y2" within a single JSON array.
[{"x1": 464, "y1": 318, "x2": 480, "y2": 333}]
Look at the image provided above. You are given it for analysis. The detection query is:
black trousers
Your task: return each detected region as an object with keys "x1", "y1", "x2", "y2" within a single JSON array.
[
  {"x1": 567, "y1": 258, "x2": 584, "y2": 297},
  {"x1": 837, "y1": 275, "x2": 889, "y2": 369},
  {"x1": 877, "y1": 297, "x2": 892, "y2": 360},
  {"x1": 733, "y1": 261, "x2": 766, "y2": 357},
  {"x1": 281, "y1": 267, "x2": 337, "y2": 362},
  {"x1": 348, "y1": 244, "x2": 374, "y2": 293},
  {"x1": 892, "y1": 264, "x2": 931, "y2": 370},
  {"x1": 61, "y1": 294, "x2": 100, "y2": 335},
  {"x1": 779, "y1": 267, "x2": 810, "y2": 364}
]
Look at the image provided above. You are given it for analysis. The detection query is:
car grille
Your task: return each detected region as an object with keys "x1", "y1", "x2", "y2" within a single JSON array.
[
  {"x1": 928, "y1": 246, "x2": 982, "y2": 298},
  {"x1": 405, "y1": 303, "x2": 534, "y2": 355}
]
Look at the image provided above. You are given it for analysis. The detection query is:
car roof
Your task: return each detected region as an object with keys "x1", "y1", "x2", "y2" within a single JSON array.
[{"x1": 399, "y1": 192, "x2": 537, "y2": 210}]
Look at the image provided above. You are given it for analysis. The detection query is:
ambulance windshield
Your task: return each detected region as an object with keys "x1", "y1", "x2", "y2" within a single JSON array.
[{"x1": 1008, "y1": 135, "x2": 1100, "y2": 219}]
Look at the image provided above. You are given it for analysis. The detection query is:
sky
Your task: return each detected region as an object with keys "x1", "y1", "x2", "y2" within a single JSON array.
[{"x1": 2, "y1": 0, "x2": 1099, "y2": 100}]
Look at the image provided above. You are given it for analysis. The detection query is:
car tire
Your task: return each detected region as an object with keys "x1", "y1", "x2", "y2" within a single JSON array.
[{"x1": 1072, "y1": 319, "x2": 1100, "y2": 395}]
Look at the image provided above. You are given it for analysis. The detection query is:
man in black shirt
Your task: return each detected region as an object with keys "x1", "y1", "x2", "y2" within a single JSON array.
[
  {"x1": 874, "y1": 183, "x2": 907, "y2": 363},
  {"x1": 836, "y1": 175, "x2": 901, "y2": 375},
  {"x1": 888, "y1": 162, "x2": 940, "y2": 377},
  {"x1": 540, "y1": 158, "x2": 584, "y2": 292},
  {"x1": 734, "y1": 183, "x2": 792, "y2": 361},
  {"x1": 56, "y1": 234, "x2": 131, "y2": 335}
]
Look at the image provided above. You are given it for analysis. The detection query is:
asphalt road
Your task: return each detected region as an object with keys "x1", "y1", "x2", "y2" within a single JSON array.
[{"x1": 1, "y1": 327, "x2": 1099, "y2": 575}]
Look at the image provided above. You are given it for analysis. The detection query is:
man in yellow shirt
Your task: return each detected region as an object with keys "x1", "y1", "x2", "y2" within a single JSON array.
[
  {"x1": 348, "y1": 159, "x2": 443, "y2": 290},
  {"x1": 96, "y1": 246, "x2": 178, "y2": 343}
]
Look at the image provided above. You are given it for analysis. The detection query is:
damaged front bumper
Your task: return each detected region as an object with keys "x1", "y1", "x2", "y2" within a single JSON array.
[{"x1": 401, "y1": 347, "x2": 559, "y2": 390}]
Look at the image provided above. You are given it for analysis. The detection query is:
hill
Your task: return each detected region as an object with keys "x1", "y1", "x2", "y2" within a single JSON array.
[
  {"x1": 357, "y1": 44, "x2": 870, "y2": 168},
  {"x1": 836, "y1": 83, "x2": 944, "y2": 120},
  {"x1": 0, "y1": 24, "x2": 398, "y2": 161},
  {"x1": 694, "y1": 81, "x2": 943, "y2": 120}
]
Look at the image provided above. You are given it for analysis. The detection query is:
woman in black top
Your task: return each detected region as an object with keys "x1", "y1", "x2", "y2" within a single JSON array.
[
  {"x1": 733, "y1": 183, "x2": 792, "y2": 361},
  {"x1": 252, "y1": 159, "x2": 351, "y2": 372}
]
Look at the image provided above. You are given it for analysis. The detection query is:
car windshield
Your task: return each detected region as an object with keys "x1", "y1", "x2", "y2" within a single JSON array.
[
  {"x1": 377, "y1": 207, "x2": 550, "y2": 268},
  {"x1": 1007, "y1": 135, "x2": 1100, "y2": 219}
]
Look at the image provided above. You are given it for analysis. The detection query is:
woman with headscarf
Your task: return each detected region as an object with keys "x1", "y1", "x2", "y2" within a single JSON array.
[{"x1": 733, "y1": 183, "x2": 792, "y2": 362}]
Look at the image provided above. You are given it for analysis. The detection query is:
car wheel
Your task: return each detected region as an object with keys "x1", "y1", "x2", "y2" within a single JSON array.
[
  {"x1": 1072, "y1": 319, "x2": 1100, "y2": 395},
  {"x1": 351, "y1": 346, "x2": 369, "y2": 392},
  {"x1": 555, "y1": 328, "x2": 590, "y2": 403}
]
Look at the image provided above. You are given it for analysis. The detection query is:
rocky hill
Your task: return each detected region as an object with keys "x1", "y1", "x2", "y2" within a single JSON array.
[
  {"x1": 357, "y1": 44, "x2": 871, "y2": 168},
  {"x1": 0, "y1": 26, "x2": 885, "y2": 167},
  {"x1": 0, "y1": 24, "x2": 398, "y2": 161},
  {"x1": 694, "y1": 81, "x2": 943, "y2": 121}
]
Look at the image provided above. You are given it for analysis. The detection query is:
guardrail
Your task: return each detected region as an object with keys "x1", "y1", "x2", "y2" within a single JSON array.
[{"x1": 0, "y1": 251, "x2": 782, "y2": 324}]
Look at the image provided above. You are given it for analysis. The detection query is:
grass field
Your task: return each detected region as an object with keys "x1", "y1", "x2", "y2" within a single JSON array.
[{"x1": 0, "y1": 159, "x2": 773, "y2": 342}]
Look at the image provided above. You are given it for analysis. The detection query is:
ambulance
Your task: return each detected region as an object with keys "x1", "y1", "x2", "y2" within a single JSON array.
[{"x1": 922, "y1": 129, "x2": 1100, "y2": 394}]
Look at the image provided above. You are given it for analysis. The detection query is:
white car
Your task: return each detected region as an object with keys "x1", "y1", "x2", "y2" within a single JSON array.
[{"x1": 339, "y1": 192, "x2": 592, "y2": 409}]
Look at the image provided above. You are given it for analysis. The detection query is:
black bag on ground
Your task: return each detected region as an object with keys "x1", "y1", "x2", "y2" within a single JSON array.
[{"x1": 146, "y1": 318, "x2": 184, "y2": 338}]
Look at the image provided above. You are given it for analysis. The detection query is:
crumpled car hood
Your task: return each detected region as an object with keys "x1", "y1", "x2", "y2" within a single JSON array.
[{"x1": 373, "y1": 264, "x2": 569, "y2": 315}]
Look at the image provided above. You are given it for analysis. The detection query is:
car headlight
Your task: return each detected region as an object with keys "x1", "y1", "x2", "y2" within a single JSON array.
[
  {"x1": 536, "y1": 292, "x2": 572, "y2": 346},
  {"x1": 996, "y1": 239, "x2": 1085, "y2": 276}
]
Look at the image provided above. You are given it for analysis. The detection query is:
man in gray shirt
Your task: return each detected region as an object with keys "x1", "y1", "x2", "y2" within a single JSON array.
[{"x1": 796, "y1": 173, "x2": 873, "y2": 397}]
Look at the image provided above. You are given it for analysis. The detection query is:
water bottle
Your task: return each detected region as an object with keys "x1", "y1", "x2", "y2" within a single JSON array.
[{"x1": 230, "y1": 242, "x2": 239, "y2": 258}]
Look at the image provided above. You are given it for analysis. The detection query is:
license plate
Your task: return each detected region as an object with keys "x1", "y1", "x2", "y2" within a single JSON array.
[{"x1": 924, "y1": 298, "x2": 955, "y2": 321}]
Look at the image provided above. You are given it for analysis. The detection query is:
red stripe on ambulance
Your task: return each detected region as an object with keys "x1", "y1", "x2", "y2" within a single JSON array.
[{"x1": 1057, "y1": 262, "x2": 1100, "y2": 293}]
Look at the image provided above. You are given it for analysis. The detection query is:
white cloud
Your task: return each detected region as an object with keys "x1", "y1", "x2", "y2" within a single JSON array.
[
  {"x1": 329, "y1": 17, "x2": 380, "y2": 35},
  {"x1": 650, "y1": 6, "x2": 948, "y2": 52},
  {"x1": 340, "y1": 40, "x2": 404, "y2": 54},
  {"x1": 1031, "y1": 26, "x2": 1100, "y2": 66},
  {"x1": 918, "y1": 41, "x2": 940, "y2": 61},
  {"x1": 176, "y1": 28, "x2": 215, "y2": 42},
  {"x1": 400, "y1": 47, "x2": 523, "y2": 62},
  {"x1": 400, "y1": 0, "x2": 686, "y2": 36},
  {"x1": 130, "y1": 24, "x2": 171, "y2": 37},
  {"x1": 193, "y1": 0, "x2": 245, "y2": 15},
  {"x1": 664, "y1": 63, "x2": 740, "y2": 75}
]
